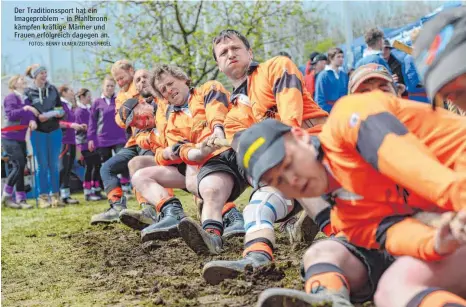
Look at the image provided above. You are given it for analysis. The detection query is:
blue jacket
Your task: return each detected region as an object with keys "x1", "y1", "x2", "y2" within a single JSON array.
[
  {"x1": 404, "y1": 55, "x2": 429, "y2": 103},
  {"x1": 314, "y1": 67, "x2": 348, "y2": 113},
  {"x1": 355, "y1": 51, "x2": 392, "y2": 73}
]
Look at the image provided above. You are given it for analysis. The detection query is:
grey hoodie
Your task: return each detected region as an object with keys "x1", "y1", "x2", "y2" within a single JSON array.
[{"x1": 24, "y1": 82, "x2": 63, "y2": 133}]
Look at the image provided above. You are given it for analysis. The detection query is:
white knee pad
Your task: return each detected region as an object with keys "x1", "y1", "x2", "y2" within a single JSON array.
[{"x1": 244, "y1": 186, "x2": 294, "y2": 233}]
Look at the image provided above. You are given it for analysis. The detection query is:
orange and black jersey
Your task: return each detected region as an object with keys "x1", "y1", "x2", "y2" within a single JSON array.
[
  {"x1": 224, "y1": 57, "x2": 328, "y2": 141},
  {"x1": 319, "y1": 91, "x2": 466, "y2": 261},
  {"x1": 159, "y1": 81, "x2": 231, "y2": 165}
]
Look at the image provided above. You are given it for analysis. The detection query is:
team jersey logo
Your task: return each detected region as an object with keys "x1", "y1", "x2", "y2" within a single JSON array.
[{"x1": 349, "y1": 113, "x2": 360, "y2": 128}]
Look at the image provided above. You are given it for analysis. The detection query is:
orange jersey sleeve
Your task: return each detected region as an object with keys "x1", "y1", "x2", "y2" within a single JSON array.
[
  {"x1": 324, "y1": 91, "x2": 466, "y2": 212},
  {"x1": 197, "y1": 81, "x2": 231, "y2": 130},
  {"x1": 384, "y1": 217, "x2": 444, "y2": 261},
  {"x1": 263, "y1": 56, "x2": 304, "y2": 127},
  {"x1": 115, "y1": 82, "x2": 139, "y2": 129},
  {"x1": 224, "y1": 97, "x2": 256, "y2": 142}
]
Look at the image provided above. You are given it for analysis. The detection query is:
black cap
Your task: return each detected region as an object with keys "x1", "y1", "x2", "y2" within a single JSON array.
[
  {"x1": 118, "y1": 98, "x2": 139, "y2": 127},
  {"x1": 309, "y1": 51, "x2": 319, "y2": 62},
  {"x1": 236, "y1": 119, "x2": 291, "y2": 188},
  {"x1": 383, "y1": 38, "x2": 393, "y2": 49},
  {"x1": 311, "y1": 53, "x2": 328, "y2": 65},
  {"x1": 413, "y1": 7, "x2": 466, "y2": 102}
]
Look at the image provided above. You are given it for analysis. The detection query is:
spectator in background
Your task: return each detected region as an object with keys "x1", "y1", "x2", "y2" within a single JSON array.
[
  {"x1": 304, "y1": 53, "x2": 327, "y2": 97},
  {"x1": 75, "y1": 88, "x2": 102, "y2": 201},
  {"x1": 305, "y1": 51, "x2": 320, "y2": 75},
  {"x1": 404, "y1": 29, "x2": 429, "y2": 103},
  {"x1": 24, "y1": 64, "x2": 65, "y2": 208},
  {"x1": 58, "y1": 85, "x2": 83, "y2": 205},
  {"x1": 87, "y1": 76, "x2": 127, "y2": 197},
  {"x1": 1, "y1": 75, "x2": 35, "y2": 209},
  {"x1": 277, "y1": 51, "x2": 292, "y2": 60},
  {"x1": 382, "y1": 38, "x2": 408, "y2": 98},
  {"x1": 355, "y1": 28, "x2": 392, "y2": 74},
  {"x1": 314, "y1": 47, "x2": 348, "y2": 112}
]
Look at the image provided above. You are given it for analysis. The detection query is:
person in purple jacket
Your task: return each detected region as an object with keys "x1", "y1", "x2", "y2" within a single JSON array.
[
  {"x1": 58, "y1": 85, "x2": 85, "y2": 205},
  {"x1": 1, "y1": 75, "x2": 36, "y2": 209},
  {"x1": 87, "y1": 76, "x2": 128, "y2": 193},
  {"x1": 75, "y1": 88, "x2": 102, "y2": 201}
]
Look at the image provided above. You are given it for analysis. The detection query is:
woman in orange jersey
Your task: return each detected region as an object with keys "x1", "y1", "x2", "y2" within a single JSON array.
[
  {"x1": 234, "y1": 64, "x2": 466, "y2": 307},
  {"x1": 130, "y1": 64, "x2": 245, "y2": 248}
]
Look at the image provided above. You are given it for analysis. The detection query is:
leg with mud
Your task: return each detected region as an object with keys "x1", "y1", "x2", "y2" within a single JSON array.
[
  {"x1": 131, "y1": 165, "x2": 186, "y2": 239},
  {"x1": 178, "y1": 172, "x2": 234, "y2": 255}
]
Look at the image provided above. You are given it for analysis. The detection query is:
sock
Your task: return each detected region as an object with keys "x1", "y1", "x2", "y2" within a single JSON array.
[
  {"x1": 221, "y1": 202, "x2": 236, "y2": 216},
  {"x1": 304, "y1": 263, "x2": 350, "y2": 297},
  {"x1": 136, "y1": 191, "x2": 148, "y2": 205},
  {"x1": 83, "y1": 181, "x2": 92, "y2": 190},
  {"x1": 107, "y1": 187, "x2": 123, "y2": 203},
  {"x1": 166, "y1": 188, "x2": 174, "y2": 197},
  {"x1": 407, "y1": 288, "x2": 466, "y2": 307},
  {"x1": 315, "y1": 207, "x2": 333, "y2": 236},
  {"x1": 243, "y1": 237, "x2": 274, "y2": 260},
  {"x1": 94, "y1": 181, "x2": 101, "y2": 190},
  {"x1": 3, "y1": 184, "x2": 13, "y2": 196},
  {"x1": 120, "y1": 177, "x2": 130, "y2": 185},
  {"x1": 16, "y1": 191, "x2": 27, "y2": 202},
  {"x1": 202, "y1": 219, "x2": 223, "y2": 236},
  {"x1": 155, "y1": 197, "x2": 180, "y2": 212}
]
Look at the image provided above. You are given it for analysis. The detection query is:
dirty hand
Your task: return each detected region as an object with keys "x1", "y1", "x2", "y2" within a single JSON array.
[
  {"x1": 88, "y1": 140, "x2": 95, "y2": 152},
  {"x1": 434, "y1": 212, "x2": 461, "y2": 255},
  {"x1": 449, "y1": 209, "x2": 466, "y2": 245}
]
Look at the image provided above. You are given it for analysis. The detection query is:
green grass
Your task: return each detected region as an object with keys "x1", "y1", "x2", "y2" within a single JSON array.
[{"x1": 1, "y1": 190, "x2": 253, "y2": 306}]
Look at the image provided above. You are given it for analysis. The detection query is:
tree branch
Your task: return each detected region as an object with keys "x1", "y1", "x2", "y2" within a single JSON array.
[{"x1": 187, "y1": 1, "x2": 203, "y2": 35}]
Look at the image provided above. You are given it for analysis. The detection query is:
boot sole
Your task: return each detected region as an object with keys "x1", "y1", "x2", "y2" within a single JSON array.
[
  {"x1": 202, "y1": 262, "x2": 242, "y2": 285},
  {"x1": 256, "y1": 288, "x2": 333, "y2": 307},
  {"x1": 90, "y1": 219, "x2": 120, "y2": 225},
  {"x1": 178, "y1": 218, "x2": 220, "y2": 256},
  {"x1": 141, "y1": 226, "x2": 180, "y2": 242},
  {"x1": 222, "y1": 229, "x2": 246, "y2": 240},
  {"x1": 301, "y1": 216, "x2": 320, "y2": 244},
  {"x1": 119, "y1": 214, "x2": 152, "y2": 231}
]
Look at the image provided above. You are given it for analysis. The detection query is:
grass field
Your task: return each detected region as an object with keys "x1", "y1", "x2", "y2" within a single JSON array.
[{"x1": 2, "y1": 189, "x2": 322, "y2": 307}]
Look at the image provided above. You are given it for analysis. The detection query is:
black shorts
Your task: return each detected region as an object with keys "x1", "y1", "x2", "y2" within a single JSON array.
[
  {"x1": 327, "y1": 236, "x2": 395, "y2": 303},
  {"x1": 197, "y1": 149, "x2": 249, "y2": 202},
  {"x1": 176, "y1": 163, "x2": 187, "y2": 177}
]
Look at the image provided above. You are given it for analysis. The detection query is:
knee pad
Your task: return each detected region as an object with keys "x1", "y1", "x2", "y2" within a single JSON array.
[{"x1": 244, "y1": 186, "x2": 294, "y2": 233}]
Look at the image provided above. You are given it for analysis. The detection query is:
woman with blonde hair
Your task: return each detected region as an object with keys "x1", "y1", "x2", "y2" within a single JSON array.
[
  {"x1": 24, "y1": 64, "x2": 65, "y2": 208},
  {"x1": 1, "y1": 75, "x2": 36, "y2": 209}
]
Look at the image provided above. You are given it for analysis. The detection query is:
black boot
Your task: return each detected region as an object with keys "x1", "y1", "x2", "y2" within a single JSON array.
[{"x1": 141, "y1": 198, "x2": 185, "y2": 242}]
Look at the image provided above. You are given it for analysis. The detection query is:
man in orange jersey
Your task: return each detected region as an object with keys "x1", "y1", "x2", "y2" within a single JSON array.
[
  {"x1": 91, "y1": 65, "x2": 158, "y2": 227},
  {"x1": 235, "y1": 83, "x2": 466, "y2": 307},
  {"x1": 198, "y1": 30, "x2": 328, "y2": 284},
  {"x1": 130, "y1": 64, "x2": 246, "y2": 246}
]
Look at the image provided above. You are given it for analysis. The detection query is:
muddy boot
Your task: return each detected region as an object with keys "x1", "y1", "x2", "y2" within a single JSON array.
[
  {"x1": 18, "y1": 200, "x2": 33, "y2": 209},
  {"x1": 141, "y1": 198, "x2": 185, "y2": 242},
  {"x1": 178, "y1": 217, "x2": 223, "y2": 255},
  {"x1": 1, "y1": 195, "x2": 21, "y2": 209},
  {"x1": 38, "y1": 194, "x2": 52, "y2": 209},
  {"x1": 203, "y1": 251, "x2": 271, "y2": 285},
  {"x1": 92, "y1": 188, "x2": 103, "y2": 200},
  {"x1": 120, "y1": 203, "x2": 157, "y2": 231},
  {"x1": 256, "y1": 288, "x2": 338, "y2": 307},
  {"x1": 50, "y1": 193, "x2": 66, "y2": 208},
  {"x1": 280, "y1": 211, "x2": 319, "y2": 245},
  {"x1": 222, "y1": 206, "x2": 245, "y2": 239},
  {"x1": 60, "y1": 188, "x2": 79, "y2": 205},
  {"x1": 90, "y1": 197, "x2": 127, "y2": 225}
]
